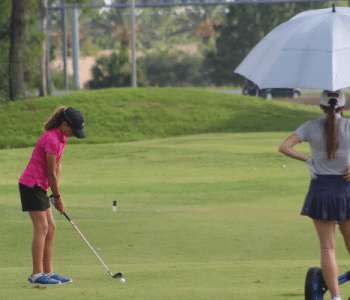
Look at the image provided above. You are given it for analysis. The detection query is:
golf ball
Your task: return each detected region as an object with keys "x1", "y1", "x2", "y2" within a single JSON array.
[{"x1": 120, "y1": 277, "x2": 126, "y2": 282}]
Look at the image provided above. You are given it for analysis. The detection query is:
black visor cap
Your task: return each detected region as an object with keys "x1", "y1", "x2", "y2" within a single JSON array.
[{"x1": 64, "y1": 108, "x2": 87, "y2": 139}]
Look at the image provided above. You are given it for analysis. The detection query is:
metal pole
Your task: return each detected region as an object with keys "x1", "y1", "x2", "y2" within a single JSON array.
[
  {"x1": 71, "y1": 5, "x2": 80, "y2": 89},
  {"x1": 61, "y1": 0, "x2": 69, "y2": 90},
  {"x1": 46, "y1": 12, "x2": 53, "y2": 95},
  {"x1": 131, "y1": 0, "x2": 137, "y2": 88}
]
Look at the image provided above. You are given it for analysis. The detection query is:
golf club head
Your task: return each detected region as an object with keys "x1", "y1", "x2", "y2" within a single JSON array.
[{"x1": 112, "y1": 272, "x2": 123, "y2": 278}]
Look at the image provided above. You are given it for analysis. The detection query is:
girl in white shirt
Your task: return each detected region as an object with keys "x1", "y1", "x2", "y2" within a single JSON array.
[{"x1": 279, "y1": 90, "x2": 350, "y2": 300}]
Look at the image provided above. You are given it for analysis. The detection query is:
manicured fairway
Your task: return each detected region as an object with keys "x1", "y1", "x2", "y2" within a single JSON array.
[{"x1": 1, "y1": 133, "x2": 350, "y2": 300}]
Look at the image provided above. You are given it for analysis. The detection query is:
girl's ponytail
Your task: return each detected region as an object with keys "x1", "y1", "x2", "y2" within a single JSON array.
[
  {"x1": 44, "y1": 107, "x2": 66, "y2": 131},
  {"x1": 324, "y1": 100, "x2": 339, "y2": 160}
]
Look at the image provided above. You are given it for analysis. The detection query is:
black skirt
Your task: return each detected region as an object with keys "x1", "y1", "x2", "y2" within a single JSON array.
[
  {"x1": 301, "y1": 175, "x2": 350, "y2": 220},
  {"x1": 19, "y1": 183, "x2": 50, "y2": 212}
]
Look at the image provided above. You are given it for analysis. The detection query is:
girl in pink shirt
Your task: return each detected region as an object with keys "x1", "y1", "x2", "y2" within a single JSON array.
[{"x1": 19, "y1": 107, "x2": 86, "y2": 285}]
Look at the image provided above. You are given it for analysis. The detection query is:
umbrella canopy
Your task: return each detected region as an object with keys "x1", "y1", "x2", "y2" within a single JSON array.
[{"x1": 234, "y1": 6, "x2": 350, "y2": 91}]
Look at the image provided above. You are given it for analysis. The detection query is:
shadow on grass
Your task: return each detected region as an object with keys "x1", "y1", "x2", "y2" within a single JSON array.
[{"x1": 206, "y1": 103, "x2": 321, "y2": 133}]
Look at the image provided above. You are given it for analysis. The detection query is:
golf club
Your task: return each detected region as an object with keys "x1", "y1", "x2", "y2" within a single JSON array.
[{"x1": 62, "y1": 211, "x2": 123, "y2": 279}]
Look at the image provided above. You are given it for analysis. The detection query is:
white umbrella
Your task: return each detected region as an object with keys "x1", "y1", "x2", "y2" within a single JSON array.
[{"x1": 234, "y1": 5, "x2": 350, "y2": 91}]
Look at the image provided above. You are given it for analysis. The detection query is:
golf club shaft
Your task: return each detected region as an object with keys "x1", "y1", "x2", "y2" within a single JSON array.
[{"x1": 63, "y1": 212, "x2": 114, "y2": 277}]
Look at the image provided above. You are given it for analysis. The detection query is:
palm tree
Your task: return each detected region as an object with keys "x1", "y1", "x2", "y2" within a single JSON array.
[
  {"x1": 9, "y1": 0, "x2": 27, "y2": 100},
  {"x1": 39, "y1": 0, "x2": 49, "y2": 97}
]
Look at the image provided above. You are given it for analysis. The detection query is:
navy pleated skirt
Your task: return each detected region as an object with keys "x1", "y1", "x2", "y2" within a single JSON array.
[{"x1": 301, "y1": 175, "x2": 350, "y2": 220}]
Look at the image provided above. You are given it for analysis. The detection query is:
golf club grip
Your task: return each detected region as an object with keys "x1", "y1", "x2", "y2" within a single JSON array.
[{"x1": 63, "y1": 212, "x2": 71, "y2": 222}]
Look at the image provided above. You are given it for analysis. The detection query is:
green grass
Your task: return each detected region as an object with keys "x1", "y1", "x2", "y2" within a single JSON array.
[
  {"x1": 2, "y1": 133, "x2": 350, "y2": 300},
  {"x1": 0, "y1": 87, "x2": 328, "y2": 148},
  {"x1": 2, "y1": 88, "x2": 350, "y2": 299}
]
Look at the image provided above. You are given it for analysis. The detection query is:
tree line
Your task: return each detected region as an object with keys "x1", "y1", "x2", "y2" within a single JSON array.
[{"x1": 2, "y1": 0, "x2": 336, "y2": 101}]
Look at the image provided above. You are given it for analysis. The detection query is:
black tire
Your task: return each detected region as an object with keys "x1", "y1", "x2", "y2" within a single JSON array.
[{"x1": 305, "y1": 267, "x2": 327, "y2": 300}]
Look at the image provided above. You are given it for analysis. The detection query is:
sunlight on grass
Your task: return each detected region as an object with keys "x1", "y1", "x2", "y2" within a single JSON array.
[
  {"x1": 0, "y1": 132, "x2": 340, "y2": 300},
  {"x1": 0, "y1": 87, "x2": 323, "y2": 148}
]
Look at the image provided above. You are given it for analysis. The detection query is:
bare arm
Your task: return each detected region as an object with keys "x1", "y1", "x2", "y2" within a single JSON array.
[
  {"x1": 56, "y1": 156, "x2": 62, "y2": 183},
  {"x1": 46, "y1": 152, "x2": 65, "y2": 213},
  {"x1": 278, "y1": 133, "x2": 309, "y2": 162},
  {"x1": 47, "y1": 152, "x2": 60, "y2": 196},
  {"x1": 280, "y1": 133, "x2": 350, "y2": 181}
]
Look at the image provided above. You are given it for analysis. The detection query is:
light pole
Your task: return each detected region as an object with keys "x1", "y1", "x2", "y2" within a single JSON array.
[
  {"x1": 131, "y1": 0, "x2": 137, "y2": 88},
  {"x1": 71, "y1": 4, "x2": 80, "y2": 89}
]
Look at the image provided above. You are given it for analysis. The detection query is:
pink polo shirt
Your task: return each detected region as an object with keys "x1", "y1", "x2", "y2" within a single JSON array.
[{"x1": 19, "y1": 128, "x2": 67, "y2": 191}]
